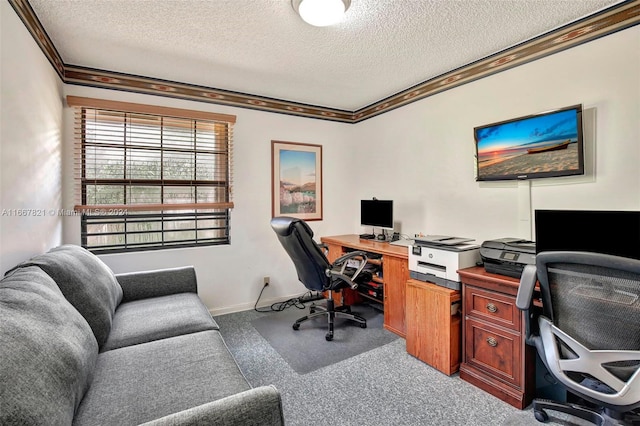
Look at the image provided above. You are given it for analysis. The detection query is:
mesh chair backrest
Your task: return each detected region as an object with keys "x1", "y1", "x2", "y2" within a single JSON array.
[
  {"x1": 539, "y1": 253, "x2": 640, "y2": 352},
  {"x1": 270, "y1": 216, "x2": 331, "y2": 292}
]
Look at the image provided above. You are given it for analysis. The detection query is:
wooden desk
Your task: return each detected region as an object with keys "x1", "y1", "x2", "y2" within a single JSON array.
[
  {"x1": 320, "y1": 235, "x2": 410, "y2": 337},
  {"x1": 458, "y1": 266, "x2": 536, "y2": 409}
]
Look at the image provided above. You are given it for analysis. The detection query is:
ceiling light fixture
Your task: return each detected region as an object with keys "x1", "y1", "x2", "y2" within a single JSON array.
[{"x1": 292, "y1": 0, "x2": 351, "y2": 27}]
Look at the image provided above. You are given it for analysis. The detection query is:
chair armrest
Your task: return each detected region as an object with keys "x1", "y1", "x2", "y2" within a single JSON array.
[
  {"x1": 327, "y1": 270, "x2": 358, "y2": 290},
  {"x1": 140, "y1": 386, "x2": 285, "y2": 426},
  {"x1": 516, "y1": 264, "x2": 537, "y2": 311},
  {"x1": 333, "y1": 250, "x2": 367, "y2": 266},
  {"x1": 115, "y1": 266, "x2": 198, "y2": 303},
  {"x1": 516, "y1": 264, "x2": 538, "y2": 344},
  {"x1": 317, "y1": 242, "x2": 329, "y2": 256},
  {"x1": 331, "y1": 250, "x2": 369, "y2": 288}
]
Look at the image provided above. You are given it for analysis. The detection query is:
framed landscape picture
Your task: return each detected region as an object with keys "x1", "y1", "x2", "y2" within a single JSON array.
[{"x1": 271, "y1": 140, "x2": 322, "y2": 221}]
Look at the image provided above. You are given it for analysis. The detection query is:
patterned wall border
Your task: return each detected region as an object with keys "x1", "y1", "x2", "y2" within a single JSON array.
[
  {"x1": 9, "y1": 0, "x2": 64, "y2": 79},
  {"x1": 353, "y1": 0, "x2": 640, "y2": 122},
  {"x1": 9, "y1": 0, "x2": 640, "y2": 123},
  {"x1": 63, "y1": 65, "x2": 354, "y2": 123}
]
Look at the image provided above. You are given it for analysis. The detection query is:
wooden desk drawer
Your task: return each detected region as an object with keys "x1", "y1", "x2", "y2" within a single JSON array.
[
  {"x1": 464, "y1": 318, "x2": 522, "y2": 387},
  {"x1": 465, "y1": 286, "x2": 520, "y2": 332}
]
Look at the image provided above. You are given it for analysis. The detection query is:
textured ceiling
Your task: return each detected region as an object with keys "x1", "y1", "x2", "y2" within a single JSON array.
[{"x1": 28, "y1": 0, "x2": 624, "y2": 111}]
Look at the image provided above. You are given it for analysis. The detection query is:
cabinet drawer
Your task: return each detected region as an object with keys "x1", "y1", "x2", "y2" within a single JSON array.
[
  {"x1": 465, "y1": 286, "x2": 520, "y2": 331},
  {"x1": 464, "y1": 318, "x2": 522, "y2": 387}
]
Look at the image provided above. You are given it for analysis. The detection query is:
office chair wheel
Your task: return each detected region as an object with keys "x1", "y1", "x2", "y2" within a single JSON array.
[
  {"x1": 359, "y1": 323, "x2": 367, "y2": 328},
  {"x1": 325, "y1": 333, "x2": 333, "y2": 341},
  {"x1": 292, "y1": 323, "x2": 300, "y2": 331},
  {"x1": 309, "y1": 308, "x2": 316, "y2": 314},
  {"x1": 533, "y1": 409, "x2": 549, "y2": 423}
]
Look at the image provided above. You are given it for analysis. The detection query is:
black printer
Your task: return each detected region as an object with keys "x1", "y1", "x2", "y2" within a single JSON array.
[{"x1": 480, "y1": 238, "x2": 536, "y2": 278}]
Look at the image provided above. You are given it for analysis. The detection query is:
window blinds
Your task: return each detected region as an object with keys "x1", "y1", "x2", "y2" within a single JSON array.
[{"x1": 68, "y1": 96, "x2": 236, "y2": 253}]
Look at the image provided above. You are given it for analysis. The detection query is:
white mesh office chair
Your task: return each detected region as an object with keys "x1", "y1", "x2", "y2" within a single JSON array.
[{"x1": 516, "y1": 251, "x2": 640, "y2": 425}]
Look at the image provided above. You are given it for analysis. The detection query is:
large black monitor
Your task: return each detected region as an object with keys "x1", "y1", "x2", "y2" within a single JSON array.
[
  {"x1": 361, "y1": 200, "x2": 393, "y2": 229},
  {"x1": 535, "y1": 209, "x2": 640, "y2": 260}
]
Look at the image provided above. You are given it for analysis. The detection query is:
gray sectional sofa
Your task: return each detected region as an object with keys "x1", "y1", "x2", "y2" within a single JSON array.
[{"x1": 0, "y1": 245, "x2": 285, "y2": 425}]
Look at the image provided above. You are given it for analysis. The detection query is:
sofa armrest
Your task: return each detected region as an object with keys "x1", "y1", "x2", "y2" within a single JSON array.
[
  {"x1": 140, "y1": 386, "x2": 285, "y2": 426},
  {"x1": 115, "y1": 266, "x2": 198, "y2": 303}
]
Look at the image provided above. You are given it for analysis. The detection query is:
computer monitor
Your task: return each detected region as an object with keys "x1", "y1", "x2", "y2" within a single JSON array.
[
  {"x1": 535, "y1": 209, "x2": 640, "y2": 260},
  {"x1": 361, "y1": 200, "x2": 394, "y2": 230}
]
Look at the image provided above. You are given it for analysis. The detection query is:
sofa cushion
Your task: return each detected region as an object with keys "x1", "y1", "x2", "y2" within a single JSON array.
[
  {"x1": 101, "y1": 292, "x2": 220, "y2": 352},
  {"x1": 140, "y1": 386, "x2": 285, "y2": 426},
  {"x1": 16, "y1": 244, "x2": 123, "y2": 347},
  {"x1": 73, "y1": 330, "x2": 251, "y2": 426},
  {"x1": 116, "y1": 266, "x2": 198, "y2": 303},
  {"x1": 0, "y1": 266, "x2": 98, "y2": 425}
]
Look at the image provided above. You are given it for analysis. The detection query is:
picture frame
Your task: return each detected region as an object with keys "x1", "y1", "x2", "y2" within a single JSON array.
[{"x1": 271, "y1": 140, "x2": 323, "y2": 221}]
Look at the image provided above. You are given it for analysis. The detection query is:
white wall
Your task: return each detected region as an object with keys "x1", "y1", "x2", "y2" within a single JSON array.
[
  {"x1": 0, "y1": 1, "x2": 64, "y2": 273},
  {"x1": 61, "y1": 86, "x2": 358, "y2": 314},
  {"x1": 353, "y1": 26, "x2": 640, "y2": 243}
]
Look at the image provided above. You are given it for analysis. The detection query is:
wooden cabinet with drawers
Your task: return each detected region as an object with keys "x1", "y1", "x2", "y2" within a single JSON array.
[{"x1": 458, "y1": 267, "x2": 536, "y2": 409}]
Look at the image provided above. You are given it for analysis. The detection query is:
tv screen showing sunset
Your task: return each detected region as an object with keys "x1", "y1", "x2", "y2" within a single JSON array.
[{"x1": 475, "y1": 107, "x2": 582, "y2": 180}]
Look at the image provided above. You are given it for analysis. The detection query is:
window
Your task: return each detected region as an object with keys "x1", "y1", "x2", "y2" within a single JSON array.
[{"x1": 68, "y1": 96, "x2": 236, "y2": 254}]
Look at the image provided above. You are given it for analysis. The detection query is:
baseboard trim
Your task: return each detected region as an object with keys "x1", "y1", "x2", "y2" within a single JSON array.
[{"x1": 208, "y1": 292, "x2": 313, "y2": 317}]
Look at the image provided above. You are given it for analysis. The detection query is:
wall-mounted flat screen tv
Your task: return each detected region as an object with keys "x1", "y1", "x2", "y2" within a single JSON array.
[{"x1": 474, "y1": 104, "x2": 584, "y2": 181}]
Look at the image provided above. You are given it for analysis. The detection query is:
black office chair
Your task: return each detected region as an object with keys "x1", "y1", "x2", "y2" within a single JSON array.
[
  {"x1": 516, "y1": 251, "x2": 640, "y2": 425},
  {"x1": 270, "y1": 216, "x2": 368, "y2": 341}
]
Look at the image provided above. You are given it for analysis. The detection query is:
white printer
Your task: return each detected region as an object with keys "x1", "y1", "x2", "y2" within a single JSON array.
[{"x1": 409, "y1": 235, "x2": 480, "y2": 290}]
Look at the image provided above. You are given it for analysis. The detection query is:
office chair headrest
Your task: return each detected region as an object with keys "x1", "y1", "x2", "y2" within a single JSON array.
[{"x1": 270, "y1": 216, "x2": 314, "y2": 238}]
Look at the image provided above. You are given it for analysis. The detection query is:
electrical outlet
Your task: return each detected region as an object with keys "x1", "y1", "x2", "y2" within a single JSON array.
[{"x1": 263, "y1": 276, "x2": 270, "y2": 287}]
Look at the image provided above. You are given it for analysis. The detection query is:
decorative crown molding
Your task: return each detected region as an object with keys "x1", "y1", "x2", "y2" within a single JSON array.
[
  {"x1": 63, "y1": 65, "x2": 355, "y2": 123},
  {"x1": 8, "y1": 0, "x2": 640, "y2": 123},
  {"x1": 352, "y1": 0, "x2": 640, "y2": 122},
  {"x1": 8, "y1": 0, "x2": 64, "y2": 79}
]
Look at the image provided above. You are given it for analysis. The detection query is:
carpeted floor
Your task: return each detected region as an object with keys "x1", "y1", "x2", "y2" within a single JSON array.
[
  {"x1": 251, "y1": 303, "x2": 398, "y2": 374},
  {"x1": 214, "y1": 305, "x2": 591, "y2": 426}
]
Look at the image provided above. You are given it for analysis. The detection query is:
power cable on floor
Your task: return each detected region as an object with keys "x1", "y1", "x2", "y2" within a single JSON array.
[{"x1": 253, "y1": 286, "x2": 321, "y2": 313}]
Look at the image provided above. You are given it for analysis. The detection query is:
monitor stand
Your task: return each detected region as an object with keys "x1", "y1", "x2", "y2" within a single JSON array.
[{"x1": 375, "y1": 231, "x2": 399, "y2": 242}]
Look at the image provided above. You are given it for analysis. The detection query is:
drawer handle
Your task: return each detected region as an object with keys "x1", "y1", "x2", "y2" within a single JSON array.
[
  {"x1": 486, "y1": 303, "x2": 498, "y2": 313},
  {"x1": 486, "y1": 337, "x2": 498, "y2": 347}
]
